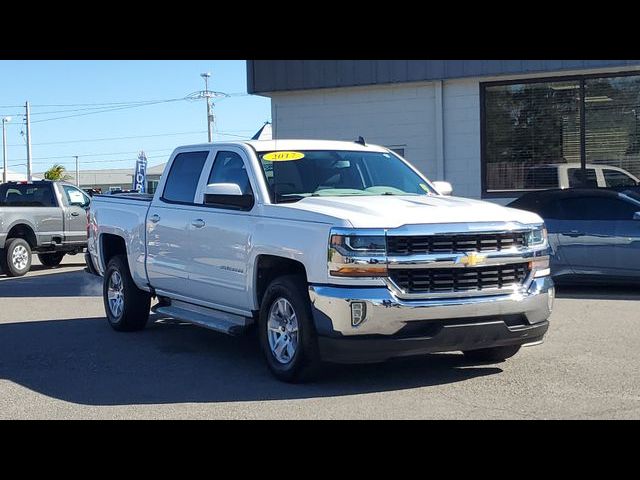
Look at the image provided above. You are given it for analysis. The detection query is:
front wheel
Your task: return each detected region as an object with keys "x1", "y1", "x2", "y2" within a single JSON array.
[
  {"x1": 258, "y1": 274, "x2": 321, "y2": 383},
  {"x1": 463, "y1": 345, "x2": 521, "y2": 363},
  {"x1": 103, "y1": 255, "x2": 151, "y2": 331},
  {"x1": 38, "y1": 252, "x2": 65, "y2": 268},
  {"x1": 1, "y1": 238, "x2": 32, "y2": 277}
]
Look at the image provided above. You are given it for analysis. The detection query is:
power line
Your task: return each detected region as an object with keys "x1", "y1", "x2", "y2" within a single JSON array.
[
  {"x1": 31, "y1": 99, "x2": 186, "y2": 124},
  {"x1": 9, "y1": 155, "x2": 171, "y2": 168},
  {"x1": 6, "y1": 130, "x2": 255, "y2": 168},
  {"x1": 5, "y1": 129, "x2": 254, "y2": 147},
  {"x1": 6, "y1": 130, "x2": 208, "y2": 147},
  {"x1": 9, "y1": 148, "x2": 175, "y2": 165}
]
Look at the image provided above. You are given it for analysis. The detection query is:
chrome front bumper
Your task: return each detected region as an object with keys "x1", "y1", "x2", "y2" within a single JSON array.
[{"x1": 308, "y1": 275, "x2": 554, "y2": 338}]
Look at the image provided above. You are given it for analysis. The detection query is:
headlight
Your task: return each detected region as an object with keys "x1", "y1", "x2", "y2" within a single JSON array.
[
  {"x1": 527, "y1": 225, "x2": 547, "y2": 246},
  {"x1": 341, "y1": 235, "x2": 386, "y2": 253},
  {"x1": 328, "y1": 232, "x2": 387, "y2": 277}
]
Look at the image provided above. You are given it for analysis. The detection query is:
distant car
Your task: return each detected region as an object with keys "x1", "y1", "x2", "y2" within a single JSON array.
[
  {"x1": 508, "y1": 188, "x2": 640, "y2": 284},
  {"x1": 523, "y1": 163, "x2": 640, "y2": 190},
  {"x1": 83, "y1": 188, "x2": 102, "y2": 197}
]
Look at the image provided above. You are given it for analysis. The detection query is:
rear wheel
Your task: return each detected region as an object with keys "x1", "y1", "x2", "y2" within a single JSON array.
[
  {"x1": 1, "y1": 238, "x2": 32, "y2": 277},
  {"x1": 38, "y1": 252, "x2": 65, "y2": 268},
  {"x1": 258, "y1": 274, "x2": 321, "y2": 383},
  {"x1": 103, "y1": 254, "x2": 151, "y2": 331},
  {"x1": 463, "y1": 345, "x2": 521, "y2": 362}
]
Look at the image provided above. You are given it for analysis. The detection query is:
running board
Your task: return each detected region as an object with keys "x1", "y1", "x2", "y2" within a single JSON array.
[{"x1": 152, "y1": 300, "x2": 252, "y2": 335}]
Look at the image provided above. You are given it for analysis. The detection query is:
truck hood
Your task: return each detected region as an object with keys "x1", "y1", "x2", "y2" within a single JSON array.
[{"x1": 280, "y1": 195, "x2": 543, "y2": 228}]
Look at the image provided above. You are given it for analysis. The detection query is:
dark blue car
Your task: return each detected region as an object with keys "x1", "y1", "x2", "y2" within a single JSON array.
[{"x1": 508, "y1": 188, "x2": 640, "y2": 284}]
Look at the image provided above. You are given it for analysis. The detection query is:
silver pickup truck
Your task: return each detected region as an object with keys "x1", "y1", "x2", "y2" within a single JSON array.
[{"x1": 0, "y1": 180, "x2": 91, "y2": 276}]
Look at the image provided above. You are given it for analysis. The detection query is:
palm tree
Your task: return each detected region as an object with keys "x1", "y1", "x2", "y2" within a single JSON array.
[{"x1": 44, "y1": 164, "x2": 72, "y2": 181}]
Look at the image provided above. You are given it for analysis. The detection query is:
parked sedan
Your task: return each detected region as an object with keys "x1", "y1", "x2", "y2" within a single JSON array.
[{"x1": 508, "y1": 188, "x2": 640, "y2": 284}]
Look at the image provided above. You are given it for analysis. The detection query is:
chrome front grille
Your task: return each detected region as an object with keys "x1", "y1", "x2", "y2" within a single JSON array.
[
  {"x1": 386, "y1": 232, "x2": 527, "y2": 255},
  {"x1": 389, "y1": 263, "x2": 530, "y2": 294}
]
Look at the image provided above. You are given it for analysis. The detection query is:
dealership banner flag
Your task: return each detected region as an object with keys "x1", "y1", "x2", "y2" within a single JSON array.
[{"x1": 132, "y1": 151, "x2": 148, "y2": 193}]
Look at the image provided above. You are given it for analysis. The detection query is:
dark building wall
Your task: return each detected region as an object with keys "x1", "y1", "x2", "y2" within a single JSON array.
[{"x1": 247, "y1": 60, "x2": 640, "y2": 94}]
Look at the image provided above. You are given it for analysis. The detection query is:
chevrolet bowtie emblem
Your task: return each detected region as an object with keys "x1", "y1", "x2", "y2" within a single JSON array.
[{"x1": 457, "y1": 252, "x2": 487, "y2": 267}]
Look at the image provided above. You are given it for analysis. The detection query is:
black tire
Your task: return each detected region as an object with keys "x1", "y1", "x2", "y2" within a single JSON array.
[
  {"x1": 38, "y1": 252, "x2": 65, "y2": 268},
  {"x1": 258, "y1": 274, "x2": 322, "y2": 383},
  {"x1": 463, "y1": 345, "x2": 522, "y2": 363},
  {"x1": 103, "y1": 254, "x2": 151, "y2": 332},
  {"x1": 0, "y1": 238, "x2": 32, "y2": 277}
]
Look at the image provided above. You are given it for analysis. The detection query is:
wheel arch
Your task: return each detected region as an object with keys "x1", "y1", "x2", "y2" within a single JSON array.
[
  {"x1": 254, "y1": 254, "x2": 308, "y2": 310},
  {"x1": 6, "y1": 223, "x2": 37, "y2": 249},
  {"x1": 99, "y1": 232, "x2": 127, "y2": 271}
]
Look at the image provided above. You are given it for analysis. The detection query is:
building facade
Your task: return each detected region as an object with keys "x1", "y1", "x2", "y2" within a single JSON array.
[
  {"x1": 33, "y1": 165, "x2": 165, "y2": 194},
  {"x1": 248, "y1": 60, "x2": 640, "y2": 201}
]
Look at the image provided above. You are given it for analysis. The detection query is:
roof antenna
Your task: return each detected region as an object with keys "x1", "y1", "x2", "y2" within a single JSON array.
[{"x1": 355, "y1": 136, "x2": 366, "y2": 146}]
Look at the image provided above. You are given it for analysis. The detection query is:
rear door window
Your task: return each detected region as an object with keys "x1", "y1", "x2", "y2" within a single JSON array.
[
  {"x1": 523, "y1": 167, "x2": 559, "y2": 189},
  {"x1": 567, "y1": 168, "x2": 598, "y2": 188},
  {"x1": 161, "y1": 151, "x2": 209, "y2": 204}
]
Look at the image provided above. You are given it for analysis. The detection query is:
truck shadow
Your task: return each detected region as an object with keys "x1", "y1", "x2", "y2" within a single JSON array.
[
  {"x1": 0, "y1": 269, "x2": 102, "y2": 297},
  {"x1": 0, "y1": 314, "x2": 501, "y2": 405}
]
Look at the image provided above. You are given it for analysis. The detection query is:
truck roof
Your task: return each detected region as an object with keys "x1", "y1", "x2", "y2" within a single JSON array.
[
  {"x1": 175, "y1": 139, "x2": 390, "y2": 153},
  {"x1": 2, "y1": 179, "x2": 76, "y2": 187}
]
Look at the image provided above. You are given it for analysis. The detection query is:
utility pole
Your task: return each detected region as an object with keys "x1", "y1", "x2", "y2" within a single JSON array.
[
  {"x1": 186, "y1": 73, "x2": 228, "y2": 143},
  {"x1": 201, "y1": 72, "x2": 214, "y2": 142},
  {"x1": 74, "y1": 156, "x2": 80, "y2": 187},
  {"x1": 2, "y1": 117, "x2": 10, "y2": 184},
  {"x1": 25, "y1": 101, "x2": 33, "y2": 181}
]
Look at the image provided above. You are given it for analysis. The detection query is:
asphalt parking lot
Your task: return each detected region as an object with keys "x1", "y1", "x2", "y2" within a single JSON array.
[{"x1": 1, "y1": 256, "x2": 639, "y2": 419}]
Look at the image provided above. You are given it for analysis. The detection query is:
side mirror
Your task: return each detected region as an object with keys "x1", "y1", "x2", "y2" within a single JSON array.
[
  {"x1": 432, "y1": 181, "x2": 453, "y2": 196},
  {"x1": 204, "y1": 183, "x2": 254, "y2": 210},
  {"x1": 633, "y1": 211, "x2": 640, "y2": 221}
]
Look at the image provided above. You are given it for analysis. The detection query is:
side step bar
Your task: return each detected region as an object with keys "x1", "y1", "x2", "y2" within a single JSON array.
[{"x1": 152, "y1": 300, "x2": 252, "y2": 335}]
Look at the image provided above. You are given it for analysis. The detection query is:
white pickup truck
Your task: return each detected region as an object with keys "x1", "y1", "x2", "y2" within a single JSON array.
[{"x1": 88, "y1": 139, "x2": 554, "y2": 382}]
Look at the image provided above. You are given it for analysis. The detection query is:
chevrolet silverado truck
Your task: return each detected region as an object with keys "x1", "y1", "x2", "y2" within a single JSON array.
[
  {"x1": 87, "y1": 140, "x2": 554, "y2": 382},
  {"x1": 0, "y1": 180, "x2": 91, "y2": 276}
]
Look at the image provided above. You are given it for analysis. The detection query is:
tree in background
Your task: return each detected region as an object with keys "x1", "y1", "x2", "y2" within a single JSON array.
[{"x1": 44, "y1": 164, "x2": 72, "y2": 181}]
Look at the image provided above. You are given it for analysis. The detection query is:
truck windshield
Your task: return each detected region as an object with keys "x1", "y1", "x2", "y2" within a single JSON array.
[{"x1": 258, "y1": 150, "x2": 436, "y2": 203}]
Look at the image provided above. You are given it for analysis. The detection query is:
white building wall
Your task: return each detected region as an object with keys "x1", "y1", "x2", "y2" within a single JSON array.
[
  {"x1": 442, "y1": 78, "x2": 482, "y2": 198},
  {"x1": 270, "y1": 80, "x2": 485, "y2": 198},
  {"x1": 270, "y1": 83, "x2": 439, "y2": 180}
]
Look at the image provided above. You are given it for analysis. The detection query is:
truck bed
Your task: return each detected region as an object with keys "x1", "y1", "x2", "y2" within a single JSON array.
[
  {"x1": 89, "y1": 193, "x2": 152, "y2": 286},
  {"x1": 94, "y1": 192, "x2": 154, "y2": 202}
]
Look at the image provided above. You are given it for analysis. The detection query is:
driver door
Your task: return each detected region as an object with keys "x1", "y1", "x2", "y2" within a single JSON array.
[
  {"x1": 60, "y1": 184, "x2": 91, "y2": 244},
  {"x1": 187, "y1": 148, "x2": 256, "y2": 311}
]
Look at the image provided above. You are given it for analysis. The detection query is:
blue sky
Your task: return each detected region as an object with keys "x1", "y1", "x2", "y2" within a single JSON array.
[{"x1": 0, "y1": 60, "x2": 271, "y2": 174}]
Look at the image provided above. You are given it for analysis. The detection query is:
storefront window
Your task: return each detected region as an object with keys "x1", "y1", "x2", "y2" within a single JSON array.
[
  {"x1": 585, "y1": 75, "x2": 640, "y2": 185},
  {"x1": 482, "y1": 73, "x2": 640, "y2": 195}
]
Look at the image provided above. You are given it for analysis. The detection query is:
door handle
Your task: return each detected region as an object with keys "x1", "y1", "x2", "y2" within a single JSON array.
[
  {"x1": 70, "y1": 211, "x2": 80, "y2": 217},
  {"x1": 563, "y1": 230, "x2": 584, "y2": 237},
  {"x1": 191, "y1": 219, "x2": 206, "y2": 228},
  {"x1": 149, "y1": 214, "x2": 161, "y2": 223}
]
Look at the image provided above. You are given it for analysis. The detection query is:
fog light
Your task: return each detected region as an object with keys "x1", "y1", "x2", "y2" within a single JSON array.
[{"x1": 351, "y1": 302, "x2": 367, "y2": 327}]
